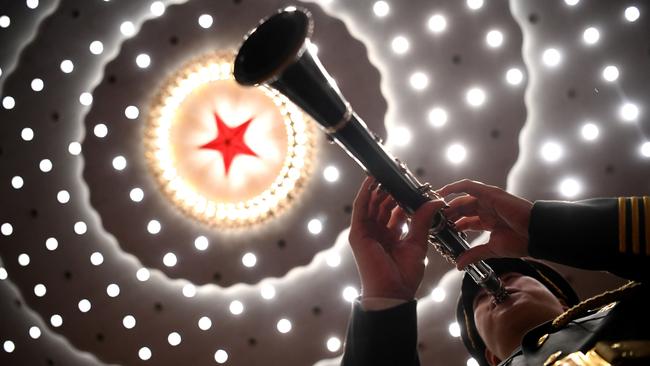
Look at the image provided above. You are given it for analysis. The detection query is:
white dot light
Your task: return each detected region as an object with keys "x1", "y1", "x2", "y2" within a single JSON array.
[
  {"x1": 18, "y1": 253, "x2": 30, "y2": 266},
  {"x1": 620, "y1": 103, "x2": 639, "y2": 122},
  {"x1": 31, "y1": 78, "x2": 44, "y2": 91},
  {"x1": 182, "y1": 284, "x2": 196, "y2": 298},
  {"x1": 486, "y1": 30, "x2": 504, "y2": 48},
  {"x1": 214, "y1": 350, "x2": 228, "y2": 364},
  {"x1": 581, "y1": 123, "x2": 599, "y2": 141},
  {"x1": 163, "y1": 252, "x2": 177, "y2": 267},
  {"x1": 78, "y1": 299, "x2": 91, "y2": 313},
  {"x1": 427, "y1": 14, "x2": 447, "y2": 33},
  {"x1": 11, "y1": 176, "x2": 24, "y2": 189},
  {"x1": 0, "y1": 16, "x2": 10, "y2": 28},
  {"x1": 327, "y1": 337, "x2": 342, "y2": 352},
  {"x1": 27, "y1": 0, "x2": 39, "y2": 9},
  {"x1": 326, "y1": 252, "x2": 341, "y2": 267},
  {"x1": 39, "y1": 159, "x2": 53, "y2": 172},
  {"x1": 431, "y1": 287, "x2": 446, "y2": 302},
  {"x1": 198, "y1": 14, "x2": 213, "y2": 28},
  {"x1": 136, "y1": 268, "x2": 150, "y2": 281},
  {"x1": 640, "y1": 142, "x2": 650, "y2": 158},
  {"x1": 373, "y1": 1, "x2": 389, "y2": 17},
  {"x1": 540, "y1": 141, "x2": 564, "y2": 162},
  {"x1": 79, "y1": 92, "x2": 93, "y2": 106},
  {"x1": 112, "y1": 156, "x2": 127, "y2": 171},
  {"x1": 127, "y1": 188, "x2": 144, "y2": 204},
  {"x1": 559, "y1": 178, "x2": 582, "y2": 198},
  {"x1": 466, "y1": 87, "x2": 486, "y2": 107},
  {"x1": 89, "y1": 40, "x2": 104, "y2": 55},
  {"x1": 0, "y1": 267, "x2": 7, "y2": 280},
  {"x1": 90, "y1": 252, "x2": 103, "y2": 266},
  {"x1": 21, "y1": 127, "x2": 34, "y2": 141},
  {"x1": 391, "y1": 126, "x2": 412, "y2": 147},
  {"x1": 446, "y1": 143, "x2": 467, "y2": 164},
  {"x1": 123, "y1": 315, "x2": 136, "y2": 329},
  {"x1": 391, "y1": 36, "x2": 410, "y2": 54},
  {"x1": 565, "y1": 0, "x2": 579, "y2": 6},
  {"x1": 3, "y1": 340, "x2": 15, "y2": 353},
  {"x1": 323, "y1": 166, "x2": 340, "y2": 182},
  {"x1": 308, "y1": 218, "x2": 323, "y2": 235},
  {"x1": 467, "y1": 358, "x2": 480, "y2": 366},
  {"x1": 45, "y1": 237, "x2": 58, "y2": 251},
  {"x1": 602, "y1": 65, "x2": 619, "y2": 82},
  {"x1": 34, "y1": 284, "x2": 47, "y2": 297},
  {"x1": 94, "y1": 123, "x2": 108, "y2": 138},
  {"x1": 342, "y1": 286, "x2": 359, "y2": 302},
  {"x1": 409, "y1": 72, "x2": 429, "y2": 90},
  {"x1": 242, "y1": 252, "x2": 257, "y2": 268},
  {"x1": 57, "y1": 190, "x2": 70, "y2": 204},
  {"x1": 194, "y1": 235, "x2": 209, "y2": 250},
  {"x1": 50, "y1": 314, "x2": 63, "y2": 327},
  {"x1": 138, "y1": 347, "x2": 151, "y2": 361},
  {"x1": 198, "y1": 316, "x2": 212, "y2": 330},
  {"x1": 261, "y1": 284, "x2": 276, "y2": 300},
  {"x1": 428, "y1": 107, "x2": 448, "y2": 128},
  {"x1": 506, "y1": 68, "x2": 524, "y2": 85},
  {"x1": 277, "y1": 318, "x2": 292, "y2": 334},
  {"x1": 229, "y1": 300, "x2": 244, "y2": 315},
  {"x1": 60, "y1": 59, "x2": 74, "y2": 73},
  {"x1": 625, "y1": 6, "x2": 640, "y2": 22},
  {"x1": 29, "y1": 326, "x2": 41, "y2": 339},
  {"x1": 1, "y1": 223, "x2": 13, "y2": 236},
  {"x1": 150, "y1": 1, "x2": 165, "y2": 16},
  {"x1": 2, "y1": 96, "x2": 15, "y2": 109},
  {"x1": 136, "y1": 53, "x2": 151, "y2": 68},
  {"x1": 124, "y1": 105, "x2": 139, "y2": 119},
  {"x1": 467, "y1": 0, "x2": 484, "y2": 10},
  {"x1": 106, "y1": 284, "x2": 120, "y2": 297},
  {"x1": 120, "y1": 21, "x2": 135, "y2": 36},
  {"x1": 68, "y1": 142, "x2": 82, "y2": 155},
  {"x1": 168, "y1": 332, "x2": 181, "y2": 346},
  {"x1": 74, "y1": 221, "x2": 87, "y2": 235},
  {"x1": 449, "y1": 322, "x2": 461, "y2": 337},
  {"x1": 583, "y1": 27, "x2": 600, "y2": 44},
  {"x1": 147, "y1": 219, "x2": 161, "y2": 234},
  {"x1": 542, "y1": 48, "x2": 561, "y2": 67}
]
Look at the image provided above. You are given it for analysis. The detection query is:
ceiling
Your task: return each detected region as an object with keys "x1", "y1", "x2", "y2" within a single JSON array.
[{"x1": 0, "y1": 0, "x2": 648, "y2": 365}]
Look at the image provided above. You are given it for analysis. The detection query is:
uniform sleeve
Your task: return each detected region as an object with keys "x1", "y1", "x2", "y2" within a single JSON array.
[
  {"x1": 341, "y1": 300, "x2": 420, "y2": 366},
  {"x1": 528, "y1": 196, "x2": 650, "y2": 281}
]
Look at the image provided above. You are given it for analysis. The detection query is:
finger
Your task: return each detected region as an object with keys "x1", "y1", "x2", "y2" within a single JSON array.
[
  {"x1": 387, "y1": 205, "x2": 408, "y2": 237},
  {"x1": 444, "y1": 195, "x2": 479, "y2": 221},
  {"x1": 436, "y1": 179, "x2": 497, "y2": 199},
  {"x1": 352, "y1": 176, "x2": 375, "y2": 222},
  {"x1": 405, "y1": 200, "x2": 446, "y2": 244},
  {"x1": 456, "y1": 244, "x2": 498, "y2": 269},
  {"x1": 368, "y1": 187, "x2": 389, "y2": 221},
  {"x1": 377, "y1": 196, "x2": 398, "y2": 228},
  {"x1": 454, "y1": 216, "x2": 490, "y2": 232}
]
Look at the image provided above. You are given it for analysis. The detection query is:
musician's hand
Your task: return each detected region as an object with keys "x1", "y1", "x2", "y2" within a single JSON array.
[
  {"x1": 349, "y1": 177, "x2": 444, "y2": 300},
  {"x1": 436, "y1": 179, "x2": 533, "y2": 270}
]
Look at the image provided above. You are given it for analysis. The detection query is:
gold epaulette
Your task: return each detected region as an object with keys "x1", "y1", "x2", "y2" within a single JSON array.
[{"x1": 617, "y1": 196, "x2": 650, "y2": 255}]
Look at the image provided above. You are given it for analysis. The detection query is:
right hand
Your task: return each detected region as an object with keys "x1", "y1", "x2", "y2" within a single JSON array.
[{"x1": 436, "y1": 179, "x2": 533, "y2": 270}]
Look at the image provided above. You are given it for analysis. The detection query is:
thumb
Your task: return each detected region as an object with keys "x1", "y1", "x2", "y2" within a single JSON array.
[
  {"x1": 455, "y1": 243, "x2": 497, "y2": 270},
  {"x1": 406, "y1": 200, "x2": 444, "y2": 244}
]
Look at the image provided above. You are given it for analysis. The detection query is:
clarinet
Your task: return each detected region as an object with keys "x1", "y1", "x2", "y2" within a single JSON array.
[{"x1": 234, "y1": 6, "x2": 509, "y2": 303}]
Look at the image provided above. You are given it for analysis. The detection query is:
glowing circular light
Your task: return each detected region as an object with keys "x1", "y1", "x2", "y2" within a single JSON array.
[
  {"x1": 138, "y1": 347, "x2": 151, "y2": 361},
  {"x1": 261, "y1": 284, "x2": 276, "y2": 300},
  {"x1": 45, "y1": 237, "x2": 58, "y2": 251},
  {"x1": 26, "y1": 0, "x2": 39, "y2": 9},
  {"x1": 3, "y1": 340, "x2": 15, "y2": 353},
  {"x1": 409, "y1": 71, "x2": 429, "y2": 90},
  {"x1": 390, "y1": 126, "x2": 412, "y2": 147},
  {"x1": 150, "y1": 1, "x2": 165, "y2": 16},
  {"x1": 0, "y1": 267, "x2": 7, "y2": 280},
  {"x1": 39, "y1": 159, "x2": 53, "y2": 172},
  {"x1": 466, "y1": 87, "x2": 486, "y2": 107},
  {"x1": 112, "y1": 156, "x2": 127, "y2": 171},
  {"x1": 326, "y1": 337, "x2": 342, "y2": 352},
  {"x1": 60, "y1": 59, "x2": 74, "y2": 73},
  {"x1": 564, "y1": 0, "x2": 579, "y2": 5},
  {"x1": 391, "y1": 36, "x2": 410, "y2": 54},
  {"x1": 620, "y1": 102, "x2": 639, "y2": 122},
  {"x1": 18, "y1": 253, "x2": 30, "y2": 266},
  {"x1": 136, "y1": 53, "x2": 151, "y2": 68},
  {"x1": 427, "y1": 14, "x2": 447, "y2": 33},
  {"x1": 214, "y1": 350, "x2": 228, "y2": 364},
  {"x1": 428, "y1": 107, "x2": 448, "y2": 128},
  {"x1": 2, "y1": 96, "x2": 15, "y2": 109},
  {"x1": 540, "y1": 141, "x2": 564, "y2": 162},
  {"x1": 446, "y1": 143, "x2": 467, "y2": 164},
  {"x1": 57, "y1": 190, "x2": 70, "y2": 204},
  {"x1": 182, "y1": 284, "x2": 196, "y2": 298},
  {"x1": 467, "y1": 358, "x2": 480, "y2": 366},
  {"x1": 120, "y1": 21, "x2": 135, "y2": 36},
  {"x1": 431, "y1": 287, "x2": 446, "y2": 302},
  {"x1": 194, "y1": 235, "x2": 209, "y2": 250},
  {"x1": 506, "y1": 68, "x2": 524, "y2": 85},
  {"x1": 326, "y1": 252, "x2": 341, "y2": 267},
  {"x1": 123, "y1": 315, "x2": 136, "y2": 329},
  {"x1": 242, "y1": 252, "x2": 257, "y2": 268},
  {"x1": 342, "y1": 286, "x2": 359, "y2": 302},
  {"x1": 0, "y1": 16, "x2": 10, "y2": 28},
  {"x1": 373, "y1": 1, "x2": 389, "y2": 17},
  {"x1": 229, "y1": 300, "x2": 244, "y2": 315},
  {"x1": 466, "y1": 0, "x2": 484, "y2": 10},
  {"x1": 323, "y1": 166, "x2": 340, "y2": 182},
  {"x1": 106, "y1": 284, "x2": 120, "y2": 297},
  {"x1": 29, "y1": 326, "x2": 41, "y2": 339},
  {"x1": 307, "y1": 219, "x2": 323, "y2": 235},
  {"x1": 583, "y1": 27, "x2": 600, "y2": 44},
  {"x1": 625, "y1": 6, "x2": 640, "y2": 22},
  {"x1": 11, "y1": 176, "x2": 23, "y2": 189},
  {"x1": 559, "y1": 178, "x2": 582, "y2": 198},
  {"x1": 147, "y1": 219, "x2": 161, "y2": 234},
  {"x1": 581, "y1": 123, "x2": 599, "y2": 141},
  {"x1": 90, "y1": 252, "x2": 104, "y2": 266},
  {"x1": 198, "y1": 316, "x2": 212, "y2": 330},
  {"x1": 79, "y1": 92, "x2": 93, "y2": 106},
  {"x1": 198, "y1": 14, "x2": 213, "y2": 28},
  {"x1": 94, "y1": 123, "x2": 108, "y2": 138},
  {"x1": 486, "y1": 30, "x2": 504, "y2": 48},
  {"x1": 21, "y1": 127, "x2": 34, "y2": 141},
  {"x1": 31, "y1": 78, "x2": 44, "y2": 91},
  {"x1": 124, "y1": 105, "x2": 139, "y2": 119},
  {"x1": 129, "y1": 188, "x2": 144, "y2": 202},
  {"x1": 602, "y1": 65, "x2": 619, "y2": 82},
  {"x1": 168, "y1": 332, "x2": 181, "y2": 346},
  {"x1": 68, "y1": 142, "x2": 82, "y2": 155},
  {"x1": 448, "y1": 322, "x2": 461, "y2": 337},
  {"x1": 74, "y1": 221, "x2": 87, "y2": 235},
  {"x1": 89, "y1": 40, "x2": 103, "y2": 55},
  {"x1": 50, "y1": 314, "x2": 63, "y2": 327},
  {"x1": 34, "y1": 284, "x2": 47, "y2": 297},
  {"x1": 163, "y1": 252, "x2": 177, "y2": 267},
  {"x1": 136, "y1": 268, "x2": 150, "y2": 281},
  {"x1": 276, "y1": 318, "x2": 292, "y2": 334},
  {"x1": 640, "y1": 142, "x2": 650, "y2": 158},
  {"x1": 542, "y1": 48, "x2": 561, "y2": 67},
  {"x1": 78, "y1": 299, "x2": 91, "y2": 313},
  {"x1": 1, "y1": 223, "x2": 13, "y2": 236}
]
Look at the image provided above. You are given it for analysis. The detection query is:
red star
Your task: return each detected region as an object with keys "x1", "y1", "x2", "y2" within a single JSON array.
[{"x1": 199, "y1": 112, "x2": 258, "y2": 175}]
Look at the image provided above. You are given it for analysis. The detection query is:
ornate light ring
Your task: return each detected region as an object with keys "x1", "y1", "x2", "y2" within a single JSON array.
[{"x1": 145, "y1": 51, "x2": 318, "y2": 228}]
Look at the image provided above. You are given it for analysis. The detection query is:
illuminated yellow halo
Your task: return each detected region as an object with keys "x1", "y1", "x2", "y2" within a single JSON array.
[{"x1": 144, "y1": 51, "x2": 318, "y2": 228}]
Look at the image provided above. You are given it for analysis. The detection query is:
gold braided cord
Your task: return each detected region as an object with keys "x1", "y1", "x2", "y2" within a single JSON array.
[{"x1": 551, "y1": 281, "x2": 641, "y2": 329}]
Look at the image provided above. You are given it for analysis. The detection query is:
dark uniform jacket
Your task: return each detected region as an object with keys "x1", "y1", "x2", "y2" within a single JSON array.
[{"x1": 341, "y1": 197, "x2": 650, "y2": 366}]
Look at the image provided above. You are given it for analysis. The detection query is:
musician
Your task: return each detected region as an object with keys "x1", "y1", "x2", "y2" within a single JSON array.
[{"x1": 341, "y1": 178, "x2": 650, "y2": 366}]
